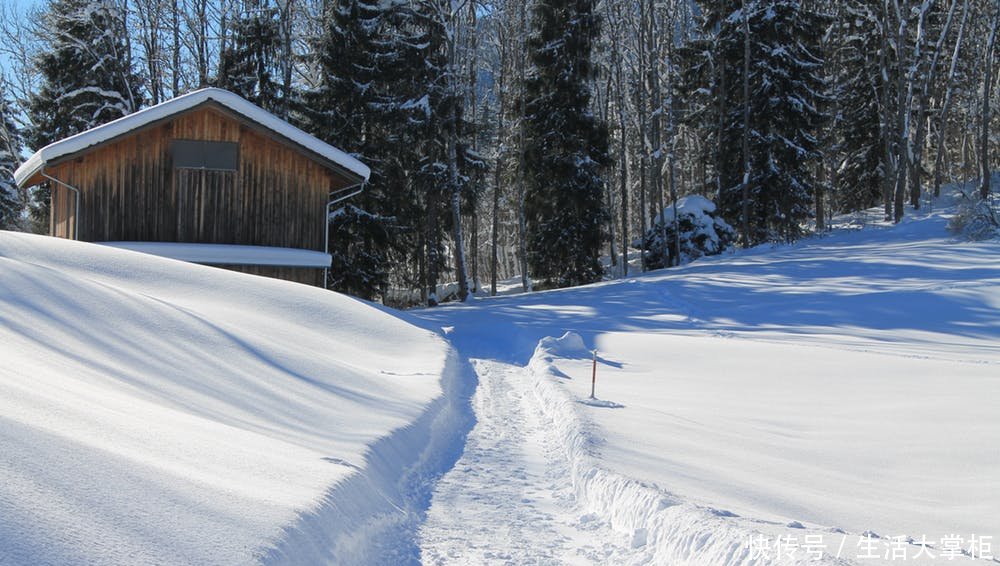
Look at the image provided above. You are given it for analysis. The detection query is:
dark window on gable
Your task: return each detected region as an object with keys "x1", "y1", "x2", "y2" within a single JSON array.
[{"x1": 171, "y1": 140, "x2": 239, "y2": 171}]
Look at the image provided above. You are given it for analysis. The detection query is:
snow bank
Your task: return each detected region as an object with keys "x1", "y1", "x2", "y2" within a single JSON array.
[
  {"x1": 0, "y1": 232, "x2": 466, "y2": 565},
  {"x1": 525, "y1": 333, "x2": 827, "y2": 566},
  {"x1": 261, "y1": 350, "x2": 475, "y2": 566}
]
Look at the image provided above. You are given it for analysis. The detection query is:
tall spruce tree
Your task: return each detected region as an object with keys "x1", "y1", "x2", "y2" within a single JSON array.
[
  {"x1": 410, "y1": 0, "x2": 485, "y2": 304},
  {"x1": 523, "y1": 0, "x2": 610, "y2": 288},
  {"x1": 217, "y1": 0, "x2": 283, "y2": 113},
  {"x1": 304, "y1": 0, "x2": 426, "y2": 301},
  {"x1": 677, "y1": 0, "x2": 736, "y2": 203},
  {"x1": 0, "y1": 82, "x2": 23, "y2": 230},
  {"x1": 758, "y1": 1, "x2": 827, "y2": 242},
  {"x1": 715, "y1": 0, "x2": 827, "y2": 244},
  {"x1": 835, "y1": 0, "x2": 889, "y2": 213},
  {"x1": 409, "y1": 0, "x2": 454, "y2": 305},
  {"x1": 28, "y1": 0, "x2": 142, "y2": 230}
]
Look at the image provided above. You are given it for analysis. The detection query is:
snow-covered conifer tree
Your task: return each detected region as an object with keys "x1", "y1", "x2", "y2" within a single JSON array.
[
  {"x1": 714, "y1": 0, "x2": 827, "y2": 244},
  {"x1": 28, "y1": 0, "x2": 142, "y2": 230},
  {"x1": 410, "y1": 0, "x2": 485, "y2": 304},
  {"x1": 679, "y1": 0, "x2": 825, "y2": 244},
  {"x1": 676, "y1": 0, "x2": 731, "y2": 202},
  {"x1": 755, "y1": 1, "x2": 826, "y2": 242},
  {"x1": 523, "y1": 0, "x2": 610, "y2": 288},
  {"x1": 303, "y1": 0, "x2": 430, "y2": 301},
  {"x1": 217, "y1": 0, "x2": 283, "y2": 113}
]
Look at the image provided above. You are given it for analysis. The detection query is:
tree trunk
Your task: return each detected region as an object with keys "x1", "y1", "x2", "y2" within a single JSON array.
[
  {"x1": 933, "y1": 0, "x2": 970, "y2": 197},
  {"x1": 491, "y1": 27, "x2": 508, "y2": 296},
  {"x1": 647, "y1": 0, "x2": 666, "y2": 266},
  {"x1": 637, "y1": 0, "x2": 648, "y2": 271},
  {"x1": 816, "y1": 157, "x2": 826, "y2": 232},
  {"x1": 715, "y1": 0, "x2": 727, "y2": 206},
  {"x1": 490, "y1": 140, "x2": 502, "y2": 295},
  {"x1": 447, "y1": 23, "x2": 470, "y2": 303},
  {"x1": 608, "y1": 2, "x2": 628, "y2": 277},
  {"x1": 281, "y1": 0, "x2": 295, "y2": 117},
  {"x1": 910, "y1": 0, "x2": 957, "y2": 208},
  {"x1": 740, "y1": 0, "x2": 751, "y2": 246},
  {"x1": 667, "y1": 75, "x2": 680, "y2": 265},
  {"x1": 880, "y1": 0, "x2": 896, "y2": 221},
  {"x1": 981, "y1": 0, "x2": 1000, "y2": 200},
  {"x1": 171, "y1": 0, "x2": 180, "y2": 95},
  {"x1": 468, "y1": 0, "x2": 479, "y2": 294},
  {"x1": 451, "y1": 179, "x2": 470, "y2": 302},
  {"x1": 600, "y1": 71, "x2": 617, "y2": 271},
  {"x1": 196, "y1": 0, "x2": 209, "y2": 87},
  {"x1": 426, "y1": 197, "x2": 439, "y2": 306},
  {"x1": 517, "y1": 0, "x2": 530, "y2": 292},
  {"x1": 892, "y1": 0, "x2": 911, "y2": 224}
]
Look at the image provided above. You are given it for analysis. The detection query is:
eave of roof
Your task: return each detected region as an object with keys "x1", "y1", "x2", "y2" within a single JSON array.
[{"x1": 14, "y1": 88, "x2": 370, "y2": 187}]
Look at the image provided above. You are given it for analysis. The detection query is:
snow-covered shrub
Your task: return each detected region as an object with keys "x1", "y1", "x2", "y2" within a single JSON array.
[
  {"x1": 639, "y1": 195, "x2": 735, "y2": 269},
  {"x1": 948, "y1": 197, "x2": 999, "y2": 241}
]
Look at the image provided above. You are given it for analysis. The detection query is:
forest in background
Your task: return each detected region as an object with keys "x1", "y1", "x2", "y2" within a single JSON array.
[{"x1": 1, "y1": 0, "x2": 998, "y2": 306}]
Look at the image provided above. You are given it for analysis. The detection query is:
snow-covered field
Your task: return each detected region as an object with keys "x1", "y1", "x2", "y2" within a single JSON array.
[
  {"x1": 0, "y1": 233, "x2": 470, "y2": 565},
  {"x1": 416, "y1": 196, "x2": 1000, "y2": 565},
  {"x1": 1, "y1": 192, "x2": 997, "y2": 565}
]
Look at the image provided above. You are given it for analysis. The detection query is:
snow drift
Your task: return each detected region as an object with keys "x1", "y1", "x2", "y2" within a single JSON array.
[{"x1": 0, "y1": 232, "x2": 465, "y2": 565}]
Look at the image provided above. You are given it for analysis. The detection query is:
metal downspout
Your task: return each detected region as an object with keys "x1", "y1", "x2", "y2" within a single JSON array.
[
  {"x1": 324, "y1": 181, "x2": 366, "y2": 289},
  {"x1": 41, "y1": 171, "x2": 81, "y2": 241}
]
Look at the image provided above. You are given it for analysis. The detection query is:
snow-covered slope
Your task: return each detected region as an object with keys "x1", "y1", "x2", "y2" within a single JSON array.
[
  {"x1": 417, "y1": 197, "x2": 1000, "y2": 564},
  {"x1": 0, "y1": 232, "x2": 467, "y2": 565}
]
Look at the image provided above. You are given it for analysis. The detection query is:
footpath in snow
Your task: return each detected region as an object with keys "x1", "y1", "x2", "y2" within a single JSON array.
[{"x1": 419, "y1": 359, "x2": 638, "y2": 565}]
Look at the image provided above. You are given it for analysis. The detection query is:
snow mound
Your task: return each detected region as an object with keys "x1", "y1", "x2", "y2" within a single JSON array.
[
  {"x1": 658, "y1": 194, "x2": 718, "y2": 221},
  {"x1": 640, "y1": 195, "x2": 735, "y2": 269},
  {"x1": 534, "y1": 331, "x2": 590, "y2": 358},
  {"x1": 0, "y1": 232, "x2": 465, "y2": 565},
  {"x1": 528, "y1": 331, "x2": 591, "y2": 377}
]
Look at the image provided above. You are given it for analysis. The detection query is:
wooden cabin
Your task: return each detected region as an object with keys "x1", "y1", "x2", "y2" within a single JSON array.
[{"x1": 14, "y1": 88, "x2": 370, "y2": 287}]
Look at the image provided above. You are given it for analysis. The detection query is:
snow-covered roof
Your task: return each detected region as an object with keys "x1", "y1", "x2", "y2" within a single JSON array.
[
  {"x1": 98, "y1": 241, "x2": 333, "y2": 268},
  {"x1": 14, "y1": 88, "x2": 370, "y2": 187}
]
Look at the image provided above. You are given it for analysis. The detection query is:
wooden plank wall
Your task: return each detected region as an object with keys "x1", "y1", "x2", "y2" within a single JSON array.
[
  {"x1": 47, "y1": 106, "x2": 355, "y2": 267},
  {"x1": 51, "y1": 184, "x2": 70, "y2": 238},
  {"x1": 224, "y1": 265, "x2": 324, "y2": 287}
]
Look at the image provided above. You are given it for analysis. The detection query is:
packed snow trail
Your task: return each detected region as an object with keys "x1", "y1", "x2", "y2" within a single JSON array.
[{"x1": 418, "y1": 360, "x2": 636, "y2": 565}]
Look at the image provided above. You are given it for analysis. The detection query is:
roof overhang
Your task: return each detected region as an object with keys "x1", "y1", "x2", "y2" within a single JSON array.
[{"x1": 14, "y1": 88, "x2": 371, "y2": 188}]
